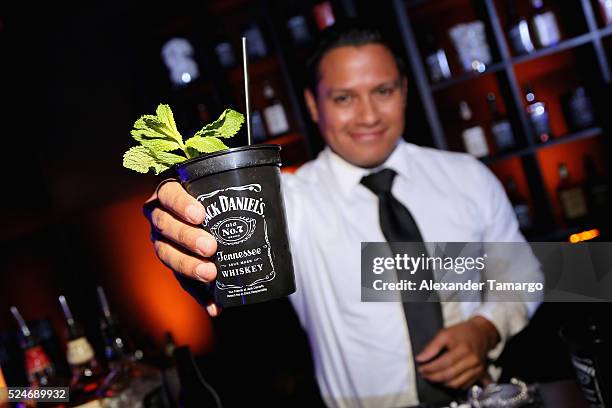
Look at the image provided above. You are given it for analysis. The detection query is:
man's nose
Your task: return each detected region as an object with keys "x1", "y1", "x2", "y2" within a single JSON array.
[{"x1": 357, "y1": 97, "x2": 381, "y2": 125}]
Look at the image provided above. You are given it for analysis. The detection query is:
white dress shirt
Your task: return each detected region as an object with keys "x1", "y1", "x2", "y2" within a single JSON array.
[{"x1": 280, "y1": 140, "x2": 541, "y2": 408}]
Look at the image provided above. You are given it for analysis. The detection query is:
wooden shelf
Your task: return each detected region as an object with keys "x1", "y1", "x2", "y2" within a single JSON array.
[
  {"x1": 481, "y1": 146, "x2": 533, "y2": 166},
  {"x1": 535, "y1": 126, "x2": 603, "y2": 151},
  {"x1": 430, "y1": 62, "x2": 505, "y2": 92},
  {"x1": 511, "y1": 33, "x2": 595, "y2": 65},
  {"x1": 259, "y1": 132, "x2": 303, "y2": 147}
]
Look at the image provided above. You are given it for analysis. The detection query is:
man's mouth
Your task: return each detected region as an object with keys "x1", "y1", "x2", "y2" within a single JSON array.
[{"x1": 349, "y1": 129, "x2": 387, "y2": 142}]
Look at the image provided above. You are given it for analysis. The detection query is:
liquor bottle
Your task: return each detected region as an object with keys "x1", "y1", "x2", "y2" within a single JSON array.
[
  {"x1": 242, "y1": 23, "x2": 268, "y2": 60},
  {"x1": 174, "y1": 346, "x2": 221, "y2": 408},
  {"x1": 562, "y1": 86, "x2": 595, "y2": 132},
  {"x1": 557, "y1": 163, "x2": 588, "y2": 225},
  {"x1": 530, "y1": 0, "x2": 561, "y2": 48},
  {"x1": 583, "y1": 155, "x2": 609, "y2": 225},
  {"x1": 9, "y1": 307, "x2": 57, "y2": 388},
  {"x1": 506, "y1": 0, "x2": 535, "y2": 55},
  {"x1": 287, "y1": 14, "x2": 312, "y2": 46},
  {"x1": 96, "y1": 287, "x2": 157, "y2": 392},
  {"x1": 459, "y1": 101, "x2": 489, "y2": 158},
  {"x1": 262, "y1": 82, "x2": 290, "y2": 137},
  {"x1": 598, "y1": 0, "x2": 612, "y2": 26},
  {"x1": 524, "y1": 86, "x2": 552, "y2": 143},
  {"x1": 214, "y1": 38, "x2": 236, "y2": 69},
  {"x1": 97, "y1": 287, "x2": 130, "y2": 367},
  {"x1": 424, "y1": 34, "x2": 452, "y2": 83},
  {"x1": 251, "y1": 110, "x2": 268, "y2": 143},
  {"x1": 505, "y1": 177, "x2": 533, "y2": 232},
  {"x1": 312, "y1": 1, "x2": 335, "y2": 31},
  {"x1": 58, "y1": 296, "x2": 106, "y2": 407},
  {"x1": 160, "y1": 38, "x2": 200, "y2": 87},
  {"x1": 487, "y1": 93, "x2": 515, "y2": 152}
]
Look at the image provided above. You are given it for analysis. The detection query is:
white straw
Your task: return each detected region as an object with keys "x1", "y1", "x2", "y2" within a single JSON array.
[
  {"x1": 10, "y1": 306, "x2": 31, "y2": 337},
  {"x1": 242, "y1": 36, "x2": 252, "y2": 146}
]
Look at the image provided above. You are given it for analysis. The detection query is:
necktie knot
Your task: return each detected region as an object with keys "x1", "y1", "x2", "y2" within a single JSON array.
[{"x1": 360, "y1": 168, "x2": 397, "y2": 195}]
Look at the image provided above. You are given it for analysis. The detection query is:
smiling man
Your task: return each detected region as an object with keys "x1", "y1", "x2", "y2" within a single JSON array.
[{"x1": 144, "y1": 20, "x2": 541, "y2": 408}]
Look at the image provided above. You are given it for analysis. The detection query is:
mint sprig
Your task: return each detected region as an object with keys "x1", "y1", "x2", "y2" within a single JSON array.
[{"x1": 123, "y1": 104, "x2": 245, "y2": 175}]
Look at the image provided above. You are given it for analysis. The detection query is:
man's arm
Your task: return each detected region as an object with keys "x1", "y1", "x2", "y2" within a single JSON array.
[{"x1": 416, "y1": 160, "x2": 543, "y2": 389}]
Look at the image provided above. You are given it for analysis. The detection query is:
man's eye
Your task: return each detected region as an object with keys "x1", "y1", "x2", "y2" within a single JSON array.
[
  {"x1": 376, "y1": 87, "x2": 394, "y2": 96},
  {"x1": 333, "y1": 95, "x2": 351, "y2": 104}
]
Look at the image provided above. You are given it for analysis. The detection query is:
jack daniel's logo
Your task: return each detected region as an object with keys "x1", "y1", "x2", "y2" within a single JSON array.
[{"x1": 198, "y1": 184, "x2": 266, "y2": 227}]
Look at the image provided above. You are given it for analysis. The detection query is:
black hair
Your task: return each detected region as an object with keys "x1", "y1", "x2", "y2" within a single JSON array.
[{"x1": 305, "y1": 18, "x2": 406, "y2": 96}]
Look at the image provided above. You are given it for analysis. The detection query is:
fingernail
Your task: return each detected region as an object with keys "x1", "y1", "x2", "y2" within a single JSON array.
[
  {"x1": 195, "y1": 263, "x2": 212, "y2": 282},
  {"x1": 206, "y1": 304, "x2": 214, "y2": 315},
  {"x1": 186, "y1": 204, "x2": 204, "y2": 224},
  {"x1": 196, "y1": 236, "x2": 210, "y2": 256}
]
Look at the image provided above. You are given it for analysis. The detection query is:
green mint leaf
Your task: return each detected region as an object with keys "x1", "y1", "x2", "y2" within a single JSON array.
[
  {"x1": 185, "y1": 136, "x2": 229, "y2": 153},
  {"x1": 123, "y1": 146, "x2": 170, "y2": 175},
  {"x1": 131, "y1": 131, "x2": 181, "y2": 152},
  {"x1": 151, "y1": 150, "x2": 187, "y2": 165},
  {"x1": 193, "y1": 108, "x2": 244, "y2": 139},
  {"x1": 156, "y1": 104, "x2": 180, "y2": 134}
]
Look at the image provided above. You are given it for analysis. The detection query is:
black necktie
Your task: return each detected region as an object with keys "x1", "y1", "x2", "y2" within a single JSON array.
[{"x1": 361, "y1": 168, "x2": 452, "y2": 404}]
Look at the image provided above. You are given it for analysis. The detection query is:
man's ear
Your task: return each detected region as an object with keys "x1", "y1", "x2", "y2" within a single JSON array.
[{"x1": 304, "y1": 89, "x2": 319, "y2": 123}]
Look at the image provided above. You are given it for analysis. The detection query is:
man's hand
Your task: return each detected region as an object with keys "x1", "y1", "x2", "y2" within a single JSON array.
[
  {"x1": 143, "y1": 180, "x2": 221, "y2": 316},
  {"x1": 415, "y1": 316, "x2": 499, "y2": 389}
]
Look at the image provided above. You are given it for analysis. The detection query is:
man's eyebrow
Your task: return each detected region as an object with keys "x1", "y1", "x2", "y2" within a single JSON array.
[{"x1": 325, "y1": 79, "x2": 403, "y2": 96}]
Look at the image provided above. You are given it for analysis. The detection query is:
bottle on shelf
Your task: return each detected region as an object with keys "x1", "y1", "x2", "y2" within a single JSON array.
[
  {"x1": 505, "y1": 177, "x2": 533, "y2": 233},
  {"x1": 459, "y1": 100, "x2": 489, "y2": 158},
  {"x1": 423, "y1": 34, "x2": 452, "y2": 83},
  {"x1": 242, "y1": 23, "x2": 268, "y2": 60},
  {"x1": 506, "y1": 0, "x2": 535, "y2": 55},
  {"x1": 262, "y1": 82, "x2": 290, "y2": 137},
  {"x1": 312, "y1": 1, "x2": 335, "y2": 31},
  {"x1": 214, "y1": 38, "x2": 237, "y2": 69},
  {"x1": 9, "y1": 307, "x2": 58, "y2": 388},
  {"x1": 160, "y1": 38, "x2": 200, "y2": 87},
  {"x1": 287, "y1": 14, "x2": 312, "y2": 46},
  {"x1": 58, "y1": 295, "x2": 106, "y2": 407},
  {"x1": 598, "y1": 0, "x2": 612, "y2": 26},
  {"x1": 530, "y1": 0, "x2": 561, "y2": 48},
  {"x1": 583, "y1": 155, "x2": 610, "y2": 226},
  {"x1": 524, "y1": 86, "x2": 552, "y2": 143},
  {"x1": 557, "y1": 163, "x2": 588, "y2": 226},
  {"x1": 562, "y1": 86, "x2": 595, "y2": 132},
  {"x1": 251, "y1": 109, "x2": 268, "y2": 143},
  {"x1": 487, "y1": 92, "x2": 516, "y2": 152}
]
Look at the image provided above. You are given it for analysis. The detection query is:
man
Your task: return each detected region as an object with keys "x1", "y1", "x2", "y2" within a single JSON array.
[{"x1": 144, "y1": 22, "x2": 540, "y2": 407}]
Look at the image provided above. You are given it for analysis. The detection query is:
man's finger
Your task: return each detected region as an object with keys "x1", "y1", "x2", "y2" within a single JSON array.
[
  {"x1": 444, "y1": 365, "x2": 483, "y2": 389},
  {"x1": 415, "y1": 330, "x2": 450, "y2": 363},
  {"x1": 418, "y1": 344, "x2": 467, "y2": 376},
  {"x1": 157, "y1": 181, "x2": 205, "y2": 225},
  {"x1": 420, "y1": 349, "x2": 478, "y2": 383},
  {"x1": 154, "y1": 238, "x2": 217, "y2": 282},
  {"x1": 206, "y1": 302, "x2": 222, "y2": 317},
  {"x1": 150, "y1": 207, "x2": 217, "y2": 257}
]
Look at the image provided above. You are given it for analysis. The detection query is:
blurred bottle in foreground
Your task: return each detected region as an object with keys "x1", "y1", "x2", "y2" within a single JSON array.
[
  {"x1": 58, "y1": 295, "x2": 106, "y2": 407},
  {"x1": 10, "y1": 307, "x2": 58, "y2": 389}
]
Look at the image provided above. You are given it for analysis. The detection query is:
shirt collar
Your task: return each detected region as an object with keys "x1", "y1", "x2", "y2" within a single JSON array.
[{"x1": 323, "y1": 138, "x2": 412, "y2": 198}]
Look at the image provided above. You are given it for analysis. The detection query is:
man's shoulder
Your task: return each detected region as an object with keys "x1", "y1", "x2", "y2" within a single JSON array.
[
  {"x1": 404, "y1": 143, "x2": 489, "y2": 177},
  {"x1": 281, "y1": 154, "x2": 327, "y2": 189}
]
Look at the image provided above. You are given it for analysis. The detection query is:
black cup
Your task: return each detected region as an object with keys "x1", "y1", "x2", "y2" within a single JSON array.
[
  {"x1": 559, "y1": 319, "x2": 611, "y2": 407},
  {"x1": 173, "y1": 145, "x2": 295, "y2": 308}
]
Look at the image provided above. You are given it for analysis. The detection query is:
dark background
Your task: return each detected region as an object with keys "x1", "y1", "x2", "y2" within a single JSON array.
[{"x1": 1, "y1": 1, "x2": 611, "y2": 406}]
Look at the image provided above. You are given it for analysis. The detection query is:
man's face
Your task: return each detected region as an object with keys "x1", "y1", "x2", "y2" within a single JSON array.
[{"x1": 305, "y1": 44, "x2": 407, "y2": 168}]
